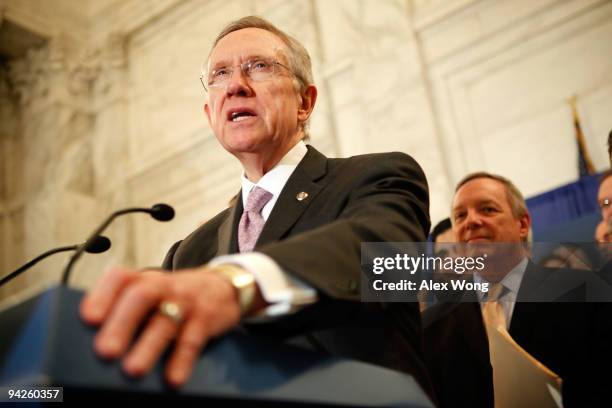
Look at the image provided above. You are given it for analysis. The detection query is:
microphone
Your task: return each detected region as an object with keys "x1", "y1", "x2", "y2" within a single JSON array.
[
  {"x1": 61, "y1": 203, "x2": 175, "y2": 285},
  {"x1": 0, "y1": 236, "x2": 111, "y2": 287},
  {"x1": 150, "y1": 203, "x2": 175, "y2": 221},
  {"x1": 83, "y1": 236, "x2": 113, "y2": 253}
]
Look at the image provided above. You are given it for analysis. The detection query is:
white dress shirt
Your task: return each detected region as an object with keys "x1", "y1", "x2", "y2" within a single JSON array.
[{"x1": 209, "y1": 141, "x2": 318, "y2": 317}]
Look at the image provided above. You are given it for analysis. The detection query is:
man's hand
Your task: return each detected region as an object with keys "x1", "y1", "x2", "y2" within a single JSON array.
[{"x1": 79, "y1": 267, "x2": 242, "y2": 387}]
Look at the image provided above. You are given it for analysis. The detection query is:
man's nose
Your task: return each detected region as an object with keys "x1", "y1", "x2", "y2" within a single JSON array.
[
  {"x1": 465, "y1": 210, "x2": 483, "y2": 229},
  {"x1": 225, "y1": 68, "x2": 253, "y2": 97}
]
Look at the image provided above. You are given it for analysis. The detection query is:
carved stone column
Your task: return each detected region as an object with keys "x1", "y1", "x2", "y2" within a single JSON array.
[
  {"x1": 0, "y1": 62, "x2": 24, "y2": 294},
  {"x1": 80, "y1": 32, "x2": 135, "y2": 289},
  {"x1": 0, "y1": 34, "x2": 109, "y2": 300}
]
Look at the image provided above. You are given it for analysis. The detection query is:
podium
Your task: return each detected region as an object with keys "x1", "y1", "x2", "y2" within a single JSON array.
[{"x1": 0, "y1": 286, "x2": 433, "y2": 406}]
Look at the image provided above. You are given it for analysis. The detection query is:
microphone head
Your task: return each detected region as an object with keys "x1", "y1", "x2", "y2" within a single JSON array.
[
  {"x1": 150, "y1": 203, "x2": 175, "y2": 222},
  {"x1": 84, "y1": 235, "x2": 111, "y2": 254}
]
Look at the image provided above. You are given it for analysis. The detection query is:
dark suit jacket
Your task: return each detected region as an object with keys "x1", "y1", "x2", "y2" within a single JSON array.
[
  {"x1": 423, "y1": 262, "x2": 611, "y2": 408},
  {"x1": 162, "y1": 145, "x2": 435, "y2": 399}
]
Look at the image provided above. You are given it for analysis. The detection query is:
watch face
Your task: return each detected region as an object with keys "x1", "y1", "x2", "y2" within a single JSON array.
[{"x1": 214, "y1": 265, "x2": 256, "y2": 315}]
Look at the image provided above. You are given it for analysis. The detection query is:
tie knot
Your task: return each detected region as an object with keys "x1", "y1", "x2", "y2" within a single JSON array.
[
  {"x1": 245, "y1": 186, "x2": 272, "y2": 213},
  {"x1": 487, "y1": 282, "x2": 505, "y2": 301}
]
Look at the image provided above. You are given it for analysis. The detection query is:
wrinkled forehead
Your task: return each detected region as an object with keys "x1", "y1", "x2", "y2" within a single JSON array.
[{"x1": 207, "y1": 27, "x2": 289, "y2": 70}]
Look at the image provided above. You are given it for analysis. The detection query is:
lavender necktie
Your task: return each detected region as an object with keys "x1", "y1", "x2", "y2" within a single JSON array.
[{"x1": 238, "y1": 186, "x2": 273, "y2": 252}]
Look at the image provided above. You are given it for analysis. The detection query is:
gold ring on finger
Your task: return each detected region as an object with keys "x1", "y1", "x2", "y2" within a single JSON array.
[{"x1": 158, "y1": 300, "x2": 184, "y2": 324}]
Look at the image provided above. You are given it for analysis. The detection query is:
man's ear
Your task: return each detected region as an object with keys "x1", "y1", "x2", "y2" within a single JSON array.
[
  {"x1": 297, "y1": 85, "x2": 317, "y2": 123},
  {"x1": 204, "y1": 103, "x2": 213, "y2": 126},
  {"x1": 518, "y1": 212, "x2": 531, "y2": 241}
]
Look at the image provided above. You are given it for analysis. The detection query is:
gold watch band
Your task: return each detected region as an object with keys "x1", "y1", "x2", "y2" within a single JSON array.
[{"x1": 213, "y1": 264, "x2": 256, "y2": 316}]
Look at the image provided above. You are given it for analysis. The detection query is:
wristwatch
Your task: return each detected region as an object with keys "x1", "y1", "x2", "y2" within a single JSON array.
[{"x1": 213, "y1": 264, "x2": 256, "y2": 316}]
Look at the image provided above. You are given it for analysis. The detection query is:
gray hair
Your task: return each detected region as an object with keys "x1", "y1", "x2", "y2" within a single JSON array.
[
  {"x1": 455, "y1": 172, "x2": 531, "y2": 242},
  {"x1": 207, "y1": 16, "x2": 315, "y2": 137}
]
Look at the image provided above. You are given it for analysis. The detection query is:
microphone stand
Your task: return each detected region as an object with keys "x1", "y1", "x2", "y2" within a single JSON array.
[
  {"x1": 1, "y1": 245, "x2": 77, "y2": 287},
  {"x1": 0, "y1": 236, "x2": 111, "y2": 287},
  {"x1": 61, "y1": 204, "x2": 174, "y2": 286}
]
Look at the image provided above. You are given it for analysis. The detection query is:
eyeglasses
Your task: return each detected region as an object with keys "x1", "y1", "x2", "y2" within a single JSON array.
[
  {"x1": 600, "y1": 198, "x2": 612, "y2": 210},
  {"x1": 200, "y1": 58, "x2": 293, "y2": 91}
]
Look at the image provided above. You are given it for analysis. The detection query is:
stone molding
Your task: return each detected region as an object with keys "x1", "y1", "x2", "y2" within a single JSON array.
[{"x1": 6, "y1": 32, "x2": 127, "y2": 111}]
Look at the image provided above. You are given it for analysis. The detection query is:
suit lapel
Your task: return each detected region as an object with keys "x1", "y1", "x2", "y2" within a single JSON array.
[
  {"x1": 509, "y1": 262, "x2": 549, "y2": 343},
  {"x1": 515, "y1": 261, "x2": 549, "y2": 302},
  {"x1": 427, "y1": 299, "x2": 490, "y2": 367},
  {"x1": 454, "y1": 293, "x2": 491, "y2": 367},
  {"x1": 256, "y1": 146, "x2": 327, "y2": 247},
  {"x1": 216, "y1": 191, "x2": 243, "y2": 256}
]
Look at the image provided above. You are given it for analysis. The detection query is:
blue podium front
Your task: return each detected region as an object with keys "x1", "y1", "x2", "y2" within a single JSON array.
[{"x1": 0, "y1": 286, "x2": 433, "y2": 406}]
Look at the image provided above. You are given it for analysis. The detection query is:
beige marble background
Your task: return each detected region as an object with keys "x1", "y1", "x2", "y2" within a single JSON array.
[{"x1": 1, "y1": 0, "x2": 611, "y2": 305}]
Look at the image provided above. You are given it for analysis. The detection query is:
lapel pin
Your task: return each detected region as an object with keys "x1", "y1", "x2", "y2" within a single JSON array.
[{"x1": 296, "y1": 191, "x2": 309, "y2": 201}]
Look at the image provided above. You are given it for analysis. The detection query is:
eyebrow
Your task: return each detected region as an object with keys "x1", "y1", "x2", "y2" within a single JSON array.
[
  {"x1": 477, "y1": 200, "x2": 499, "y2": 207},
  {"x1": 209, "y1": 54, "x2": 272, "y2": 70},
  {"x1": 451, "y1": 206, "x2": 465, "y2": 215},
  {"x1": 452, "y1": 199, "x2": 500, "y2": 213}
]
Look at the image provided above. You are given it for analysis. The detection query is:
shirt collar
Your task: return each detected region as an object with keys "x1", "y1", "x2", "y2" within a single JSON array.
[
  {"x1": 241, "y1": 141, "x2": 308, "y2": 205},
  {"x1": 499, "y1": 257, "x2": 528, "y2": 295},
  {"x1": 474, "y1": 257, "x2": 528, "y2": 300}
]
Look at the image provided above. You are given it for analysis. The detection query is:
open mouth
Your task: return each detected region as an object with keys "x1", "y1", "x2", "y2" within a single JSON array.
[{"x1": 227, "y1": 109, "x2": 256, "y2": 122}]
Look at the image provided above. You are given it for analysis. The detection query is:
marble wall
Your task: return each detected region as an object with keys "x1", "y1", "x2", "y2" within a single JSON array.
[{"x1": 1, "y1": 0, "x2": 611, "y2": 304}]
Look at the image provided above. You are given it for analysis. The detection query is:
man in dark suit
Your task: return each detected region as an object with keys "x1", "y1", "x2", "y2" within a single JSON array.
[
  {"x1": 80, "y1": 15, "x2": 433, "y2": 395},
  {"x1": 423, "y1": 172, "x2": 610, "y2": 407}
]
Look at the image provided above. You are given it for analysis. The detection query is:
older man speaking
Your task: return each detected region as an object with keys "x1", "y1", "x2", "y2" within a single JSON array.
[{"x1": 80, "y1": 16, "x2": 432, "y2": 396}]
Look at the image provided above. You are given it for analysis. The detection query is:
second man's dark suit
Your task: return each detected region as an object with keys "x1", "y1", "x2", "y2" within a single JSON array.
[
  {"x1": 162, "y1": 145, "x2": 435, "y2": 398},
  {"x1": 423, "y1": 262, "x2": 612, "y2": 408}
]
